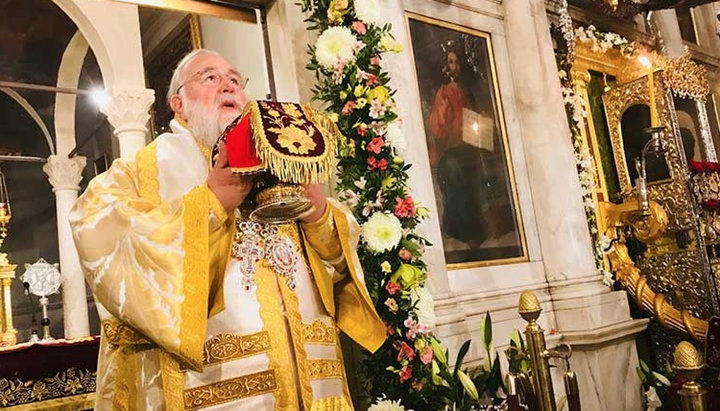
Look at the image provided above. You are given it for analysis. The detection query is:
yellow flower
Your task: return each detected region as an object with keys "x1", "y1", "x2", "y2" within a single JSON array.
[
  {"x1": 391, "y1": 263, "x2": 424, "y2": 288},
  {"x1": 384, "y1": 298, "x2": 399, "y2": 313},
  {"x1": 356, "y1": 98, "x2": 367, "y2": 109},
  {"x1": 380, "y1": 34, "x2": 403, "y2": 53},
  {"x1": 381, "y1": 175, "x2": 395, "y2": 191},
  {"x1": 458, "y1": 370, "x2": 479, "y2": 401},
  {"x1": 274, "y1": 126, "x2": 317, "y2": 154},
  {"x1": 414, "y1": 338, "x2": 427, "y2": 351},
  {"x1": 339, "y1": 91, "x2": 348, "y2": 100},
  {"x1": 381, "y1": 261, "x2": 392, "y2": 273},
  {"x1": 328, "y1": 113, "x2": 339, "y2": 123},
  {"x1": 354, "y1": 84, "x2": 366, "y2": 97},
  {"x1": 416, "y1": 206, "x2": 430, "y2": 218},
  {"x1": 367, "y1": 86, "x2": 390, "y2": 103}
]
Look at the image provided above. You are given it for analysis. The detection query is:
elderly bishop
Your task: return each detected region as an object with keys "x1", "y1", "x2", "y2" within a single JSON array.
[{"x1": 69, "y1": 49, "x2": 385, "y2": 411}]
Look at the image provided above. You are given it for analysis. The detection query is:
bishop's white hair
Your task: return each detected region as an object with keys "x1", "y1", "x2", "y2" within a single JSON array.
[{"x1": 166, "y1": 48, "x2": 222, "y2": 105}]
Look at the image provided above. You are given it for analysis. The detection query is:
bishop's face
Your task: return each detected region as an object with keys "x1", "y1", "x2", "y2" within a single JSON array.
[{"x1": 172, "y1": 53, "x2": 248, "y2": 142}]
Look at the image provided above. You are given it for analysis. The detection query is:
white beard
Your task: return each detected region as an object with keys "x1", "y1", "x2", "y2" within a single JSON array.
[{"x1": 184, "y1": 102, "x2": 228, "y2": 148}]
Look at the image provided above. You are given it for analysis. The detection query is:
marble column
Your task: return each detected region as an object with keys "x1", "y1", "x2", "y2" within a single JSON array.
[
  {"x1": 101, "y1": 89, "x2": 155, "y2": 160},
  {"x1": 43, "y1": 155, "x2": 89, "y2": 338},
  {"x1": 652, "y1": 9, "x2": 686, "y2": 58},
  {"x1": 504, "y1": 0, "x2": 646, "y2": 409}
]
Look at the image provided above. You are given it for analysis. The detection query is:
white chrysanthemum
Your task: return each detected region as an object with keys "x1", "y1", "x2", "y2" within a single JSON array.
[
  {"x1": 410, "y1": 286, "x2": 436, "y2": 329},
  {"x1": 385, "y1": 122, "x2": 407, "y2": 155},
  {"x1": 354, "y1": 0, "x2": 381, "y2": 26},
  {"x1": 368, "y1": 396, "x2": 411, "y2": 411},
  {"x1": 362, "y1": 212, "x2": 402, "y2": 253},
  {"x1": 315, "y1": 27, "x2": 358, "y2": 69}
]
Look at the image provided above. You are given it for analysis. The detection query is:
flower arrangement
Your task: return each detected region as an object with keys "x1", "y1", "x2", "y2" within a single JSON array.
[
  {"x1": 300, "y1": 0, "x2": 505, "y2": 408},
  {"x1": 575, "y1": 25, "x2": 636, "y2": 56},
  {"x1": 636, "y1": 359, "x2": 670, "y2": 411}
]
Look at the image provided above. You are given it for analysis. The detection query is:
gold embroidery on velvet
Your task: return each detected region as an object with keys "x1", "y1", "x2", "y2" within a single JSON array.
[
  {"x1": 203, "y1": 331, "x2": 271, "y2": 366},
  {"x1": 0, "y1": 367, "x2": 96, "y2": 407},
  {"x1": 276, "y1": 224, "x2": 314, "y2": 410},
  {"x1": 160, "y1": 351, "x2": 185, "y2": 411},
  {"x1": 309, "y1": 396, "x2": 353, "y2": 411},
  {"x1": 101, "y1": 320, "x2": 150, "y2": 346},
  {"x1": 179, "y1": 186, "x2": 211, "y2": 372},
  {"x1": 136, "y1": 142, "x2": 161, "y2": 206},
  {"x1": 307, "y1": 360, "x2": 344, "y2": 380},
  {"x1": 302, "y1": 319, "x2": 338, "y2": 345},
  {"x1": 183, "y1": 369, "x2": 277, "y2": 410},
  {"x1": 255, "y1": 260, "x2": 298, "y2": 410}
]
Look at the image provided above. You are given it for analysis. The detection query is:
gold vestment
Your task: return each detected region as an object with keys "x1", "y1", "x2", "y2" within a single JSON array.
[{"x1": 69, "y1": 121, "x2": 385, "y2": 410}]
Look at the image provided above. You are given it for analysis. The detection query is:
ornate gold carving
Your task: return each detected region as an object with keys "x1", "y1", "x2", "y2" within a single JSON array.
[
  {"x1": 602, "y1": 201, "x2": 708, "y2": 341},
  {"x1": 101, "y1": 320, "x2": 150, "y2": 346},
  {"x1": 602, "y1": 72, "x2": 696, "y2": 231},
  {"x1": 302, "y1": 319, "x2": 338, "y2": 345},
  {"x1": 517, "y1": 290, "x2": 541, "y2": 322},
  {"x1": 203, "y1": 331, "x2": 271, "y2": 366},
  {"x1": 183, "y1": 369, "x2": 277, "y2": 410},
  {"x1": 674, "y1": 341, "x2": 704, "y2": 369},
  {"x1": 658, "y1": 55, "x2": 709, "y2": 102},
  {"x1": 0, "y1": 367, "x2": 96, "y2": 407},
  {"x1": 307, "y1": 360, "x2": 344, "y2": 380}
]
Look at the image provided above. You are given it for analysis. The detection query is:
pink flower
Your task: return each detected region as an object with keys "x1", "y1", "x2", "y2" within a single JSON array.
[
  {"x1": 397, "y1": 341, "x2": 415, "y2": 362},
  {"x1": 385, "y1": 280, "x2": 402, "y2": 295},
  {"x1": 404, "y1": 317, "x2": 431, "y2": 340},
  {"x1": 367, "y1": 156, "x2": 378, "y2": 170},
  {"x1": 365, "y1": 73, "x2": 379, "y2": 86},
  {"x1": 399, "y1": 248, "x2": 412, "y2": 261},
  {"x1": 420, "y1": 346, "x2": 433, "y2": 364},
  {"x1": 394, "y1": 196, "x2": 416, "y2": 218},
  {"x1": 378, "y1": 158, "x2": 388, "y2": 171},
  {"x1": 351, "y1": 21, "x2": 367, "y2": 34},
  {"x1": 357, "y1": 124, "x2": 367, "y2": 137},
  {"x1": 341, "y1": 101, "x2": 357, "y2": 116},
  {"x1": 370, "y1": 55, "x2": 381, "y2": 67},
  {"x1": 367, "y1": 137, "x2": 385, "y2": 154},
  {"x1": 399, "y1": 365, "x2": 413, "y2": 383}
]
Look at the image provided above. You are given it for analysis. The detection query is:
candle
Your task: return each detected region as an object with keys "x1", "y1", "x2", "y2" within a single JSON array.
[{"x1": 639, "y1": 56, "x2": 659, "y2": 127}]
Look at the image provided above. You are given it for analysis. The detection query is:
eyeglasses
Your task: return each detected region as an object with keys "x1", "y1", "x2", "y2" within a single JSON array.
[{"x1": 176, "y1": 68, "x2": 249, "y2": 94}]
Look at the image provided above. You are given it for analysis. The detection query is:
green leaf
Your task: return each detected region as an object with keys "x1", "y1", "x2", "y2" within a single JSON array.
[
  {"x1": 430, "y1": 338, "x2": 447, "y2": 364},
  {"x1": 640, "y1": 359, "x2": 651, "y2": 374},
  {"x1": 457, "y1": 370, "x2": 479, "y2": 401},
  {"x1": 636, "y1": 367, "x2": 646, "y2": 383},
  {"x1": 481, "y1": 312, "x2": 493, "y2": 350},
  {"x1": 454, "y1": 340, "x2": 472, "y2": 378},
  {"x1": 652, "y1": 371, "x2": 671, "y2": 386}
]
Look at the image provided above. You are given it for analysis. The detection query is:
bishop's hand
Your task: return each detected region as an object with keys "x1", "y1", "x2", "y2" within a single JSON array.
[{"x1": 207, "y1": 141, "x2": 254, "y2": 213}]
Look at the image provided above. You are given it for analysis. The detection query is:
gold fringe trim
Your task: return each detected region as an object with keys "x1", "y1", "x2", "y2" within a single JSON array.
[
  {"x1": 111, "y1": 348, "x2": 137, "y2": 411},
  {"x1": 242, "y1": 101, "x2": 338, "y2": 185},
  {"x1": 137, "y1": 142, "x2": 161, "y2": 206}
]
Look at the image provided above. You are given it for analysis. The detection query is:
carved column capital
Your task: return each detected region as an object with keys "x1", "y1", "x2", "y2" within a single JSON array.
[
  {"x1": 101, "y1": 88, "x2": 155, "y2": 135},
  {"x1": 43, "y1": 155, "x2": 86, "y2": 192}
]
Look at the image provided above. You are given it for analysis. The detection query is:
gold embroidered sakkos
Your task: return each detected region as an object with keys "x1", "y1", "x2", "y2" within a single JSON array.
[
  {"x1": 183, "y1": 369, "x2": 278, "y2": 410},
  {"x1": 203, "y1": 331, "x2": 271, "y2": 366},
  {"x1": 302, "y1": 319, "x2": 338, "y2": 345}
]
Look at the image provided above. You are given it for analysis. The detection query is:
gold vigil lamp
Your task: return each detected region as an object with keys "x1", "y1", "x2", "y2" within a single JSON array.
[
  {"x1": 213, "y1": 100, "x2": 340, "y2": 223},
  {"x1": 505, "y1": 290, "x2": 581, "y2": 411}
]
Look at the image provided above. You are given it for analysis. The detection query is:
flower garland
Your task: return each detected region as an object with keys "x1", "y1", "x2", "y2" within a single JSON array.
[
  {"x1": 556, "y1": 23, "x2": 637, "y2": 284},
  {"x1": 301, "y1": 0, "x2": 499, "y2": 409}
]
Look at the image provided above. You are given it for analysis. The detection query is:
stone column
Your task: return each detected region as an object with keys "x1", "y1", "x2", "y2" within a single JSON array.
[
  {"x1": 101, "y1": 89, "x2": 155, "y2": 160},
  {"x1": 652, "y1": 9, "x2": 686, "y2": 57},
  {"x1": 504, "y1": 1, "x2": 647, "y2": 409},
  {"x1": 43, "y1": 155, "x2": 89, "y2": 338}
]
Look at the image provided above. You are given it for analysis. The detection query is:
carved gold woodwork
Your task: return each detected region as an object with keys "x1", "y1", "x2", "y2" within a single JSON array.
[{"x1": 601, "y1": 201, "x2": 708, "y2": 341}]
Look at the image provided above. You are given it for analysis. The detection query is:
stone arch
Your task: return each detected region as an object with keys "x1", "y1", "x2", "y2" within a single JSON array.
[
  {"x1": 50, "y1": 0, "x2": 146, "y2": 90},
  {"x1": 54, "y1": 30, "x2": 89, "y2": 156},
  {"x1": 0, "y1": 88, "x2": 55, "y2": 155}
]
